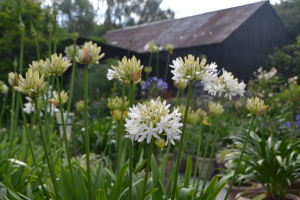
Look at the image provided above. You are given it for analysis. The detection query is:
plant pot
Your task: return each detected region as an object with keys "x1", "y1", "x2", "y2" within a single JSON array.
[
  {"x1": 56, "y1": 112, "x2": 74, "y2": 140},
  {"x1": 179, "y1": 156, "x2": 198, "y2": 175},
  {"x1": 235, "y1": 190, "x2": 300, "y2": 200},
  {"x1": 287, "y1": 179, "x2": 300, "y2": 197},
  {"x1": 164, "y1": 153, "x2": 177, "y2": 188},
  {"x1": 197, "y1": 157, "x2": 218, "y2": 179},
  {"x1": 224, "y1": 181, "x2": 263, "y2": 200},
  {"x1": 216, "y1": 161, "x2": 227, "y2": 174}
]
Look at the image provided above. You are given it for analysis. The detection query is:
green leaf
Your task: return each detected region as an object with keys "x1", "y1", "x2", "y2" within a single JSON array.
[
  {"x1": 134, "y1": 160, "x2": 147, "y2": 174},
  {"x1": 176, "y1": 188, "x2": 193, "y2": 200},
  {"x1": 151, "y1": 154, "x2": 162, "y2": 200},
  {"x1": 159, "y1": 154, "x2": 168, "y2": 184},
  {"x1": 7, "y1": 188, "x2": 22, "y2": 200},
  {"x1": 3, "y1": 175, "x2": 15, "y2": 192},
  {"x1": 105, "y1": 168, "x2": 117, "y2": 181},
  {"x1": 206, "y1": 181, "x2": 227, "y2": 200},
  {"x1": 252, "y1": 194, "x2": 266, "y2": 200},
  {"x1": 34, "y1": 194, "x2": 44, "y2": 200},
  {"x1": 75, "y1": 168, "x2": 88, "y2": 200},
  {"x1": 26, "y1": 184, "x2": 34, "y2": 200},
  {"x1": 60, "y1": 165, "x2": 75, "y2": 200},
  {"x1": 118, "y1": 179, "x2": 144, "y2": 200},
  {"x1": 183, "y1": 155, "x2": 192, "y2": 188},
  {"x1": 114, "y1": 163, "x2": 129, "y2": 200},
  {"x1": 138, "y1": 188, "x2": 159, "y2": 200},
  {"x1": 200, "y1": 175, "x2": 218, "y2": 200},
  {"x1": 96, "y1": 189, "x2": 106, "y2": 200}
]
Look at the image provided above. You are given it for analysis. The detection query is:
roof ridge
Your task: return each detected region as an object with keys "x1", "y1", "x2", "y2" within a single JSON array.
[{"x1": 105, "y1": 1, "x2": 267, "y2": 34}]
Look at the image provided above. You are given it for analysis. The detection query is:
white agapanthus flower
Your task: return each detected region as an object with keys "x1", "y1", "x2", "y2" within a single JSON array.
[
  {"x1": 64, "y1": 44, "x2": 80, "y2": 60},
  {"x1": 170, "y1": 55, "x2": 218, "y2": 89},
  {"x1": 44, "y1": 53, "x2": 72, "y2": 75},
  {"x1": 144, "y1": 40, "x2": 162, "y2": 53},
  {"x1": 206, "y1": 68, "x2": 246, "y2": 100},
  {"x1": 125, "y1": 97, "x2": 183, "y2": 145},
  {"x1": 75, "y1": 41, "x2": 105, "y2": 65}
]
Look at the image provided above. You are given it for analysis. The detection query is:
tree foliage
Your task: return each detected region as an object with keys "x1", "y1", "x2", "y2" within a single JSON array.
[{"x1": 272, "y1": 0, "x2": 300, "y2": 38}]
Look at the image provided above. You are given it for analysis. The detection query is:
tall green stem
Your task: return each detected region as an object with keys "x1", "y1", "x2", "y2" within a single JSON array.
[
  {"x1": 128, "y1": 80, "x2": 134, "y2": 200},
  {"x1": 162, "y1": 52, "x2": 171, "y2": 97},
  {"x1": 48, "y1": 32, "x2": 52, "y2": 59},
  {"x1": 141, "y1": 138, "x2": 154, "y2": 200},
  {"x1": 175, "y1": 90, "x2": 180, "y2": 107},
  {"x1": 193, "y1": 122, "x2": 203, "y2": 186},
  {"x1": 148, "y1": 53, "x2": 153, "y2": 67},
  {"x1": 193, "y1": 117, "x2": 215, "y2": 200},
  {"x1": 7, "y1": 89, "x2": 16, "y2": 158},
  {"x1": 224, "y1": 115, "x2": 256, "y2": 200},
  {"x1": 19, "y1": 30, "x2": 24, "y2": 74},
  {"x1": 200, "y1": 95, "x2": 225, "y2": 195},
  {"x1": 56, "y1": 76, "x2": 74, "y2": 184},
  {"x1": 34, "y1": 37, "x2": 40, "y2": 60},
  {"x1": 18, "y1": 93, "x2": 49, "y2": 200},
  {"x1": 66, "y1": 40, "x2": 77, "y2": 122},
  {"x1": 156, "y1": 52, "x2": 159, "y2": 79},
  {"x1": 0, "y1": 97, "x2": 7, "y2": 127},
  {"x1": 171, "y1": 81, "x2": 193, "y2": 200},
  {"x1": 117, "y1": 82, "x2": 125, "y2": 172},
  {"x1": 34, "y1": 97, "x2": 60, "y2": 200},
  {"x1": 84, "y1": 65, "x2": 93, "y2": 200}
]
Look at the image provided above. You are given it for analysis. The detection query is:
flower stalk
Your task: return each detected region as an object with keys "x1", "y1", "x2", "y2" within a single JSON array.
[
  {"x1": 0, "y1": 97, "x2": 7, "y2": 127},
  {"x1": 171, "y1": 81, "x2": 194, "y2": 200},
  {"x1": 162, "y1": 51, "x2": 171, "y2": 97},
  {"x1": 128, "y1": 80, "x2": 134, "y2": 200},
  {"x1": 193, "y1": 122, "x2": 203, "y2": 186},
  {"x1": 224, "y1": 115, "x2": 256, "y2": 200},
  {"x1": 117, "y1": 82, "x2": 125, "y2": 172}
]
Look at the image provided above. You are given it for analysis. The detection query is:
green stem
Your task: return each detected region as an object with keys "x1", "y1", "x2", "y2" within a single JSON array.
[
  {"x1": 148, "y1": 53, "x2": 153, "y2": 67},
  {"x1": 84, "y1": 65, "x2": 93, "y2": 200},
  {"x1": 162, "y1": 52, "x2": 171, "y2": 97},
  {"x1": 53, "y1": 15, "x2": 57, "y2": 54},
  {"x1": 141, "y1": 138, "x2": 154, "y2": 200},
  {"x1": 0, "y1": 97, "x2": 7, "y2": 127},
  {"x1": 19, "y1": 30, "x2": 24, "y2": 74},
  {"x1": 7, "y1": 89, "x2": 16, "y2": 158},
  {"x1": 34, "y1": 37, "x2": 40, "y2": 60},
  {"x1": 66, "y1": 40, "x2": 77, "y2": 122},
  {"x1": 200, "y1": 95, "x2": 225, "y2": 196},
  {"x1": 193, "y1": 122, "x2": 203, "y2": 186},
  {"x1": 48, "y1": 32, "x2": 52, "y2": 59},
  {"x1": 224, "y1": 115, "x2": 256, "y2": 200},
  {"x1": 18, "y1": 93, "x2": 49, "y2": 200},
  {"x1": 171, "y1": 81, "x2": 193, "y2": 200},
  {"x1": 117, "y1": 82, "x2": 125, "y2": 172},
  {"x1": 128, "y1": 80, "x2": 134, "y2": 200},
  {"x1": 34, "y1": 97, "x2": 60, "y2": 200},
  {"x1": 194, "y1": 117, "x2": 215, "y2": 200},
  {"x1": 156, "y1": 52, "x2": 159, "y2": 79},
  {"x1": 175, "y1": 90, "x2": 180, "y2": 107}
]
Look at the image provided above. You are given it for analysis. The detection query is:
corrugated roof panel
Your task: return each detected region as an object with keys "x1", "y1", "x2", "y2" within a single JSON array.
[{"x1": 103, "y1": 2, "x2": 266, "y2": 53}]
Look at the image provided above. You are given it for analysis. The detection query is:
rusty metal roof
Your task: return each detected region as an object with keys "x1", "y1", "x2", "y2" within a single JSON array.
[{"x1": 102, "y1": 1, "x2": 267, "y2": 53}]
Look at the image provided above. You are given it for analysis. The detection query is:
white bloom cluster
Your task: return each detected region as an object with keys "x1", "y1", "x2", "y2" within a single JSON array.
[
  {"x1": 144, "y1": 40, "x2": 162, "y2": 53},
  {"x1": 288, "y1": 76, "x2": 298, "y2": 86},
  {"x1": 256, "y1": 67, "x2": 277, "y2": 80},
  {"x1": 0, "y1": 80, "x2": 8, "y2": 94},
  {"x1": 75, "y1": 41, "x2": 105, "y2": 65},
  {"x1": 64, "y1": 44, "x2": 80, "y2": 60},
  {"x1": 170, "y1": 55, "x2": 218, "y2": 89},
  {"x1": 206, "y1": 68, "x2": 246, "y2": 100},
  {"x1": 125, "y1": 97, "x2": 183, "y2": 145},
  {"x1": 44, "y1": 54, "x2": 72, "y2": 75},
  {"x1": 29, "y1": 60, "x2": 51, "y2": 77}
]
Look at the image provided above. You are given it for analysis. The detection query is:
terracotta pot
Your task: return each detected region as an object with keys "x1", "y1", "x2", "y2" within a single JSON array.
[
  {"x1": 287, "y1": 179, "x2": 300, "y2": 197},
  {"x1": 235, "y1": 190, "x2": 300, "y2": 200},
  {"x1": 197, "y1": 157, "x2": 218, "y2": 179},
  {"x1": 224, "y1": 181, "x2": 263, "y2": 200}
]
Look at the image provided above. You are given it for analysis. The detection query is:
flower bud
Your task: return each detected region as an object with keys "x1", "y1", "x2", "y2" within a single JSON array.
[
  {"x1": 174, "y1": 79, "x2": 188, "y2": 90},
  {"x1": 128, "y1": 38, "x2": 133, "y2": 43},
  {"x1": 36, "y1": 168, "x2": 42, "y2": 177},
  {"x1": 82, "y1": 47, "x2": 92, "y2": 64},
  {"x1": 155, "y1": 138, "x2": 166, "y2": 150},
  {"x1": 53, "y1": 8, "x2": 58, "y2": 16},
  {"x1": 72, "y1": 31, "x2": 77, "y2": 42},
  {"x1": 208, "y1": 102, "x2": 224, "y2": 117},
  {"x1": 144, "y1": 66, "x2": 152, "y2": 73},
  {"x1": 13, "y1": 56, "x2": 18, "y2": 68},
  {"x1": 8, "y1": 72, "x2": 19, "y2": 87},
  {"x1": 30, "y1": 21, "x2": 37, "y2": 37},
  {"x1": 19, "y1": 14, "x2": 25, "y2": 31},
  {"x1": 32, "y1": 125, "x2": 36, "y2": 131},
  {"x1": 47, "y1": 19, "x2": 53, "y2": 32},
  {"x1": 129, "y1": 69, "x2": 142, "y2": 81}
]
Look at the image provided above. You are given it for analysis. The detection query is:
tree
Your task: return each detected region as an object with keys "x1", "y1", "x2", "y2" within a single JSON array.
[{"x1": 272, "y1": 0, "x2": 300, "y2": 38}]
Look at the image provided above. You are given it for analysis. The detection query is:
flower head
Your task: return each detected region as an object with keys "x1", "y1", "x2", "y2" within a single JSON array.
[
  {"x1": 177, "y1": 105, "x2": 200, "y2": 125},
  {"x1": 170, "y1": 55, "x2": 218, "y2": 89},
  {"x1": 75, "y1": 100, "x2": 85, "y2": 112},
  {"x1": 144, "y1": 66, "x2": 152, "y2": 74},
  {"x1": 125, "y1": 97, "x2": 182, "y2": 145},
  {"x1": 29, "y1": 60, "x2": 50, "y2": 78},
  {"x1": 8, "y1": 72, "x2": 19, "y2": 87},
  {"x1": 0, "y1": 81, "x2": 8, "y2": 94},
  {"x1": 49, "y1": 90, "x2": 69, "y2": 106},
  {"x1": 208, "y1": 102, "x2": 224, "y2": 117},
  {"x1": 108, "y1": 96, "x2": 128, "y2": 110},
  {"x1": 174, "y1": 79, "x2": 188, "y2": 90},
  {"x1": 155, "y1": 138, "x2": 166, "y2": 150},
  {"x1": 206, "y1": 68, "x2": 245, "y2": 100},
  {"x1": 107, "y1": 56, "x2": 143, "y2": 83},
  {"x1": 64, "y1": 44, "x2": 80, "y2": 60},
  {"x1": 14, "y1": 69, "x2": 46, "y2": 97},
  {"x1": 144, "y1": 40, "x2": 162, "y2": 53},
  {"x1": 197, "y1": 108, "x2": 209, "y2": 125},
  {"x1": 44, "y1": 54, "x2": 72, "y2": 75},
  {"x1": 165, "y1": 44, "x2": 173, "y2": 54},
  {"x1": 75, "y1": 41, "x2": 105, "y2": 65},
  {"x1": 246, "y1": 97, "x2": 269, "y2": 116}
]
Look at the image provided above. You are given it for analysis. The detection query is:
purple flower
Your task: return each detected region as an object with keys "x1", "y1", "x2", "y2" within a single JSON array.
[{"x1": 285, "y1": 122, "x2": 291, "y2": 127}]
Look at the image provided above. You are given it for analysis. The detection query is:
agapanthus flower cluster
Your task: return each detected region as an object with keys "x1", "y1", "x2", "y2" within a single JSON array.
[
  {"x1": 198, "y1": 108, "x2": 209, "y2": 125},
  {"x1": 23, "y1": 96, "x2": 58, "y2": 116},
  {"x1": 288, "y1": 76, "x2": 298, "y2": 86},
  {"x1": 49, "y1": 90, "x2": 69, "y2": 106},
  {"x1": 64, "y1": 44, "x2": 80, "y2": 60},
  {"x1": 44, "y1": 54, "x2": 72, "y2": 75},
  {"x1": 108, "y1": 96, "x2": 128, "y2": 110},
  {"x1": 75, "y1": 41, "x2": 105, "y2": 65},
  {"x1": 254, "y1": 67, "x2": 277, "y2": 80},
  {"x1": 107, "y1": 56, "x2": 143, "y2": 83},
  {"x1": 144, "y1": 40, "x2": 162, "y2": 53},
  {"x1": 8, "y1": 72, "x2": 18, "y2": 87},
  {"x1": 141, "y1": 77, "x2": 168, "y2": 98},
  {"x1": 208, "y1": 102, "x2": 224, "y2": 117},
  {"x1": 165, "y1": 44, "x2": 173, "y2": 54},
  {"x1": 125, "y1": 97, "x2": 182, "y2": 145},
  {"x1": 170, "y1": 55, "x2": 218, "y2": 89},
  {"x1": 177, "y1": 105, "x2": 200, "y2": 125},
  {"x1": 14, "y1": 68, "x2": 46, "y2": 97},
  {"x1": 246, "y1": 97, "x2": 269, "y2": 116},
  {"x1": 75, "y1": 100, "x2": 85, "y2": 112},
  {"x1": 29, "y1": 60, "x2": 50, "y2": 77},
  {"x1": 206, "y1": 68, "x2": 246, "y2": 100},
  {"x1": 0, "y1": 80, "x2": 8, "y2": 95}
]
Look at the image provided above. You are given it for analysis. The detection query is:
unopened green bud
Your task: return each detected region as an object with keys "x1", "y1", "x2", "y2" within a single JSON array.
[
  {"x1": 47, "y1": 19, "x2": 53, "y2": 32},
  {"x1": 53, "y1": 8, "x2": 58, "y2": 16},
  {"x1": 128, "y1": 38, "x2": 133, "y2": 43},
  {"x1": 13, "y1": 56, "x2": 18, "y2": 68},
  {"x1": 72, "y1": 31, "x2": 77, "y2": 42},
  {"x1": 144, "y1": 66, "x2": 152, "y2": 73},
  {"x1": 19, "y1": 14, "x2": 25, "y2": 31},
  {"x1": 174, "y1": 80, "x2": 188, "y2": 90},
  {"x1": 208, "y1": 102, "x2": 224, "y2": 117},
  {"x1": 36, "y1": 168, "x2": 42, "y2": 177},
  {"x1": 155, "y1": 138, "x2": 166, "y2": 150},
  {"x1": 30, "y1": 21, "x2": 37, "y2": 37},
  {"x1": 32, "y1": 125, "x2": 36, "y2": 131}
]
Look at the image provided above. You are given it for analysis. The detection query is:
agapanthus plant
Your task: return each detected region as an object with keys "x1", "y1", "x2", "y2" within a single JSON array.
[
  {"x1": 75, "y1": 41, "x2": 105, "y2": 65},
  {"x1": 141, "y1": 77, "x2": 168, "y2": 98}
]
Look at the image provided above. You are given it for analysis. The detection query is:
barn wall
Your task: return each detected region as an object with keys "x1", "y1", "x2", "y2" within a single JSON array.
[{"x1": 222, "y1": 2, "x2": 294, "y2": 83}]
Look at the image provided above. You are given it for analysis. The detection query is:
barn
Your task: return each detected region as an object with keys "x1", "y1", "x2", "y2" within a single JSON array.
[{"x1": 102, "y1": 1, "x2": 294, "y2": 84}]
